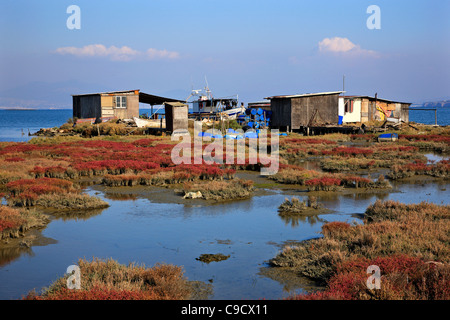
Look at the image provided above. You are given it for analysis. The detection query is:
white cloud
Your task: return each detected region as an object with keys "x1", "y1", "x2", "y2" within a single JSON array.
[
  {"x1": 54, "y1": 44, "x2": 180, "y2": 61},
  {"x1": 146, "y1": 48, "x2": 180, "y2": 60},
  {"x1": 319, "y1": 37, "x2": 356, "y2": 53},
  {"x1": 318, "y1": 37, "x2": 378, "y2": 57}
]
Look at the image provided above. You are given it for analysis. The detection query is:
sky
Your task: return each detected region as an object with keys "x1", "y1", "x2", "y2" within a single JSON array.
[{"x1": 0, "y1": 0, "x2": 449, "y2": 108}]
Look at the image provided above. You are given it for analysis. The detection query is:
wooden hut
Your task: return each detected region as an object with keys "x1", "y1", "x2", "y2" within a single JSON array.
[
  {"x1": 72, "y1": 90, "x2": 184, "y2": 122},
  {"x1": 265, "y1": 91, "x2": 343, "y2": 132},
  {"x1": 265, "y1": 91, "x2": 410, "y2": 132},
  {"x1": 340, "y1": 95, "x2": 410, "y2": 124},
  {"x1": 72, "y1": 90, "x2": 139, "y2": 121}
]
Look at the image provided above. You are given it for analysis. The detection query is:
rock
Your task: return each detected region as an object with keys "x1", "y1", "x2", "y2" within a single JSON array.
[{"x1": 183, "y1": 191, "x2": 203, "y2": 199}]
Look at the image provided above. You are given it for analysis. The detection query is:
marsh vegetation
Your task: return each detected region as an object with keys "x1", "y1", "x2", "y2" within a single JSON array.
[{"x1": 0, "y1": 122, "x2": 449, "y2": 300}]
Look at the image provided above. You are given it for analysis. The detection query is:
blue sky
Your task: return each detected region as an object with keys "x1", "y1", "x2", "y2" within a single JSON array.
[{"x1": 0, "y1": 0, "x2": 449, "y2": 108}]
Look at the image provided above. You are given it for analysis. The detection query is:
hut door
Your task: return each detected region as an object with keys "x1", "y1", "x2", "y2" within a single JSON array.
[{"x1": 101, "y1": 96, "x2": 114, "y2": 117}]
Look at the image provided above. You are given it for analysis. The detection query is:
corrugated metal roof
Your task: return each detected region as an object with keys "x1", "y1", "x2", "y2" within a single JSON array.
[
  {"x1": 340, "y1": 95, "x2": 411, "y2": 105},
  {"x1": 72, "y1": 90, "x2": 139, "y2": 97},
  {"x1": 139, "y1": 92, "x2": 185, "y2": 105},
  {"x1": 164, "y1": 101, "x2": 188, "y2": 107},
  {"x1": 248, "y1": 100, "x2": 270, "y2": 104},
  {"x1": 265, "y1": 91, "x2": 344, "y2": 100},
  {"x1": 248, "y1": 100, "x2": 271, "y2": 106},
  {"x1": 265, "y1": 91, "x2": 410, "y2": 105}
]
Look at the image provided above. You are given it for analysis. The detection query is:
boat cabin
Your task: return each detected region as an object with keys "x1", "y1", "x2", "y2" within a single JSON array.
[{"x1": 192, "y1": 97, "x2": 239, "y2": 114}]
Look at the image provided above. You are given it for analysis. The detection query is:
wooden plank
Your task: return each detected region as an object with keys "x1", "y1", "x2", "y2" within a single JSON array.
[
  {"x1": 102, "y1": 111, "x2": 114, "y2": 117},
  {"x1": 101, "y1": 96, "x2": 114, "y2": 107}
]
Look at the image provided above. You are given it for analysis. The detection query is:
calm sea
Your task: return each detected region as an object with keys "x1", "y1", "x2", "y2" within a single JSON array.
[
  {"x1": 408, "y1": 106, "x2": 450, "y2": 126},
  {"x1": 0, "y1": 106, "x2": 448, "y2": 142},
  {"x1": 0, "y1": 109, "x2": 163, "y2": 142}
]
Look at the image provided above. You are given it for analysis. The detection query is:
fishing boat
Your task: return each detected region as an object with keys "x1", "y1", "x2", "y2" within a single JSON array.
[
  {"x1": 218, "y1": 104, "x2": 246, "y2": 120},
  {"x1": 186, "y1": 79, "x2": 246, "y2": 120}
]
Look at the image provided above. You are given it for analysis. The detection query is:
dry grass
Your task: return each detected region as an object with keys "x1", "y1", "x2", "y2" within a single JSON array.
[
  {"x1": 269, "y1": 166, "x2": 391, "y2": 191},
  {"x1": 0, "y1": 205, "x2": 49, "y2": 240},
  {"x1": 278, "y1": 196, "x2": 322, "y2": 215},
  {"x1": 270, "y1": 200, "x2": 450, "y2": 287},
  {"x1": 2, "y1": 175, "x2": 108, "y2": 213},
  {"x1": 388, "y1": 160, "x2": 449, "y2": 180},
  {"x1": 290, "y1": 255, "x2": 450, "y2": 300},
  {"x1": 269, "y1": 167, "x2": 320, "y2": 185},
  {"x1": 25, "y1": 257, "x2": 192, "y2": 300},
  {"x1": 0, "y1": 206, "x2": 25, "y2": 237},
  {"x1": 35, "y1": 193, "x2": 109, "y2": 210},
  {"x1": 182, "y1": 179, "x2": 254, "y2": 201}
]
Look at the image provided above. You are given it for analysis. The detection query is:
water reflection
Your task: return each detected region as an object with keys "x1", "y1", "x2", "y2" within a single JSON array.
[
  {"x1": 258, "y1": 266, "x2": 322, "y2": 296},
  {"x1": 278, "y1": 213, "x2": 327, "y2": 227},
  {"x1": 295, "y1": 158, "x2": 323, "y2": 172},
  {"x1": 0, "y1": 206, "x2": 104, "y2": 266},
  {"x1": 104, "y1": 192, "x2": 138, "y2": 201},
  {"x1": 341, "y1": 191, "x2": 391, "y2": 201},
  {"x1": 45, "y1": 208, "x2": 107, "y2": 221},
  {"x1": 424, "y1": 153, "x2": 449, "y2": 163},
  {"x1": 188, "y1": 280, "x2": 214, "y2": 300},
  {"x1": 0, "y1": 246, "x2": 35, "y2": 268},
  {"x1": 0, "y1": 232, "x2": 57, "y2": 268}
]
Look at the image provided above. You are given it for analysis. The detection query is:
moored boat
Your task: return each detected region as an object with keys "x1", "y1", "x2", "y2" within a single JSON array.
[
  {"x1": 133, "y1": 117, "x2": 166, "y2": 128},
  {"x1": 186, "y1": 81, "x2": 246, "y2": 120}
]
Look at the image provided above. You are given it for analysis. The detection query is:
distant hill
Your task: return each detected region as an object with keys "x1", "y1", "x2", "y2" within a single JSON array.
[
  {"x1": 421, "y1": 100, "x2": 450, "y2": 108},
  {"x1": 0, "y1": 80, "x2": 190, "y2": 110},
  {"x1": 0, "y1": 80, "x2": 114, "y2": 109}
]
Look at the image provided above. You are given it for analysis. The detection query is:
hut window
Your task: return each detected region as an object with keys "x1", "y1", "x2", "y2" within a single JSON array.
[
  {"x1": 345, "y1": 100, "x2": 354, "y2": 113},
  {"x1": 115, "y1": 96, "x2": 127, "y2": 108}
]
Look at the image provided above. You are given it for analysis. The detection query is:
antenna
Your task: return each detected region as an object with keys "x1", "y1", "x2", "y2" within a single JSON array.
[
  {"x1": 343, "y1": 75, "x2": 345, "y2": 97},
  {"x1": 342, "y1": 75, "x2": 347, "y2": 114},
  {"x1": 204, "y1": 76, "x2": 212, "y2": 99}
]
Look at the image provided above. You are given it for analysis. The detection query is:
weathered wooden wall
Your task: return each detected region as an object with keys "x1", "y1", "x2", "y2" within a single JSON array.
[
  {"x1": 101, "y1": 96, "x2": 114, "y2": 118},
  {"x1": 73, "y1": 95, "x2": 101, "y2": 119},
  {"x1": 270, "y1": 98, "x2": 291, "y2": 128},
  {"x1": 290, "y1": 94, "x2": 339, "y2": 128},
  {"x1": 165, "y1": 104, "x2": 188, "y2": 132},
  {"x1": 366, "y1": 100, "x2": 409, "y2": 122},
  {"x1": 400, "y1": 104, "x2": 409, "y2": 122},
  {"x1": 368, "y1": 101, "x2": 376, "y2": 121},
  {"x1": 342, "y1": 99, "x2": 362, "y2": 123},
  {"x1": 111, "y1": 94, "x2": 139, "y2": 119},
  {"x1": 73, "y1": 93, "x2": 139, "y2": 120},
  {"x1": 361, "y1": 98, "x2": 369, "y2": 122},
  {"x1": 127, "y1": 94, "x2": 140, "y2": 119}
]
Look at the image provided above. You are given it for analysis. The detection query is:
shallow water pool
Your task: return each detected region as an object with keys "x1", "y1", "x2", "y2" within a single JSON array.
[{"x1": 0, "y1": 178, "x2": 448, "y2": 300}]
